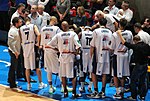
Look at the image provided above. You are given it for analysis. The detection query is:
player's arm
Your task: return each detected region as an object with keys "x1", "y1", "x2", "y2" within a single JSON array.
[
  {"x1": 114, "y1": 21, "x2": 118, "y2": 31},
  {"x1": 90, "y1": 30, "x2": 96, "y2": 59},
  {"x1": 40, "y1": 28, "x2": 44, "y2": 49},
  {"x1": 47, "y1": 34, "x2": 58, "y2": 49},
  {"x1": 116, "y1": 30, "x2": 125, "y2": 44},
  {"x1": 34, "y1": 25, "x2": 41, "y2": 47},
  {"x1": 74, "y1": 34, "x2": 81, "y2": 53},
  {"x1": 90, "y1": 46, "x2": 94, "y2": 59}
]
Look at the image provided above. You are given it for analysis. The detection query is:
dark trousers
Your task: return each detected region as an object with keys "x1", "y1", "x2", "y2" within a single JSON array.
[
  {"x1": 35, "y1": 46, "x2": 40, "y2": 68},
  {"x1": 130, "y1": 64, "x2": 148, "y2": 98},
  {"x1": 8, "y1": 50, "x2": 19, "y2": 88},
  {"x1": 16, "y1": 47, "x2": 26, "y2": 79}
]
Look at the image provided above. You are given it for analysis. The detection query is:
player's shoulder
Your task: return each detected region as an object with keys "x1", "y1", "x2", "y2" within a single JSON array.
[
  {"x1": 123, "y1": 30, "x2": 132, "y2": 35},
  {"x1": 51, "y1": 25, "x2": 59, "y2": 29}
]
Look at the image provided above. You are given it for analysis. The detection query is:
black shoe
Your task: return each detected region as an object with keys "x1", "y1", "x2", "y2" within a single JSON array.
[
  {"x1": 72, "y1": 93, "x2": 81, "y2": 99},
  {"x1": 30, "y1": 78, "x2": 37, "y2": 83},
  {"x1": 138, "y1": 95, "x2": 145, "y2": 101},
  {"x1": 127, "y1": 96, "x2": 136, "y2": 100},
  {"x1": 113, "y1": 93, "x2": 123, "y2": 99},
  {"x1": 10, "y1": 84, "x2": 17, "y2": 88},
  {"x1": 10, "y1": 86, "x2": 22, "y2": 91},
  {"x1": 87, "y1": 91, "x2": 100, "y2": 98},
  {"x1": 64, "y1": 91, "x2": 68, "y2": 98}
]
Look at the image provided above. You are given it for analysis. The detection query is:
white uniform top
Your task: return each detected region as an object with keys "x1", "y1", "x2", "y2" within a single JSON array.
[
  {"x1": 138, "y1": 30, "x2": 150, "y2": 46},
  {"x1": 20, "y1": 24, "x2": 36, "y2": 57},
  {"x1": 103, "y1": 5, "x2": 119, "y2": 15},
  {"x1": 41, "y1": 25, "x2": 61, "y2": 50},
  {"x1": 41, "y1": 12, "x2": 51, "y2": 28},
  {"x1": 81, "y1": 30, "x2": 93, "y2": 50},
  {"x1": 90, "y1": 27, "x2": 114, "y2": 63},
  {"x1": 113, "y1": 30, "x2": 133, "y2": 55},
  {"x1": 8, "y1": 26, "x2": 21, "y2": 54},
  {"x1": 48, "y1": 31, "x2": 81, "y2": 63},
  {"x1": 104, "y1": 14, "x2": 116, "y2": 32},
  {"x1": 28, "y1": 13, "x2": 43, "y2": 31}
]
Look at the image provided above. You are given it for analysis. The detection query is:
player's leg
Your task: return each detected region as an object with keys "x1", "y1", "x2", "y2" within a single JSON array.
[{"x1": 112, "y1": 55, "x2": 121, "y2": 99}]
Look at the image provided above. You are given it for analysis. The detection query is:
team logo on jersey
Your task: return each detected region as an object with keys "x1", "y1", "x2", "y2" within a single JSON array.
[
  {"x1": 63, "y1": 39, "x2": 69, "y2": 44},
  {"x1": 45, "y1": 33, "x2": 50, "y2": 39}
]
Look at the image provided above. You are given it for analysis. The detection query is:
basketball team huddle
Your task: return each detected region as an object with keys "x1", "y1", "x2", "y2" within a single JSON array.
[{"x1": 8, "y1": 11, "x2": 150, "y2": 101}]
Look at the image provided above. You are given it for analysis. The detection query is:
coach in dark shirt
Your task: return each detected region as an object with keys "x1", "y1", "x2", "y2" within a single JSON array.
[{"x1": 117, "y1": 30, "x2": 150, "y2": 100}]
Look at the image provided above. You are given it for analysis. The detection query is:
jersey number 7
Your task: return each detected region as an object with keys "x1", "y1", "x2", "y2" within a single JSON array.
[{"x1": 25, "y1": 31, "x2": 29, "y2": 40}]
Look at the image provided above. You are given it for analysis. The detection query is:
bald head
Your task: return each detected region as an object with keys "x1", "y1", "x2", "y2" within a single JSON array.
[
  {"x1": 95, "y1": 10, "x2": 104, "y2": 20},
  {"x1": 38, "y1": 5, "x2": 45, "y2": 15},
  {"x1": 61, "y1": 21, "x2": 69, "y2": 32},
  {"x1": 38, "y1": 5, "x2": 45, "y2": 10}
]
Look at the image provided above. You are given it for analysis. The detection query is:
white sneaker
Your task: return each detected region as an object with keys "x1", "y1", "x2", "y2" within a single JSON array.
[
  {"x1": 61, "y1": 86, "x2": 73, "y2": 92},
  {"x1": 49, "y1": 86, "x2": 56, "y2": 94},
  {"x1": 27, "y1": 84, "x2": 31, "y2": 90},
  {"x1": 38, "y1": 82, "x2": 47, "y2": 89}
]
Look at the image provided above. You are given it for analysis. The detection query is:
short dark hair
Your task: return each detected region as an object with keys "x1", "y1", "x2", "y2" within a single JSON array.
[
  {"x1": 113, "y1": 0, "x2": 117, "y2": 3},
  {"x1": 12, "y1": 17, "x2": 21, "y2": 26},
  {"x1": 119, "y1": 18, "x2": 127, "y2": 28},
  {"x1": 22, "y1": 9, "x2": 29, "y2": 14},
  {"x1": 134, "y1": 23, "x2": 142, "y2": 29},
  {"x1": 133, "y1": 35, "x2": 141, "y2": 42},
  {"x1": 17, "y1": 3, "x2": 25, "y2": 9},
  {"x1": 123, "y1": 0, "x2": 130, "y2": 5},
  {"x1": 99, "y1": 18, "x2": 107, "y2": 26}
]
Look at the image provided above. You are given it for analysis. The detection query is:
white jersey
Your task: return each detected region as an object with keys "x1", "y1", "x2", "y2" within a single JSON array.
[
  {"x1": 41, "y1": 25, "x2": 61, "y2": 50},
  {"x1": 113, "y1": 30, "x2": 133, "y2": 77},
  {"x1": 81, "y1": 30, "x2": 93, "y2": 50},
  {"x1": 41, "y1": 12, "x2": 51, "y2": 28},
  {"x1": 113, "y1": 30, "x2": 133, "y2": 55},
  {"x1": 48, "y1": 31, "x2": 81, "y2": 63},
  {"x1": 91, "y1": 27, "x2": 114, "y2": 63},
  {"x1": 81, "y1": 30, "x2": 93, "y2": 72},
  {"x1": 20, "y1": 24, "x2": 36, "y2": 57}
]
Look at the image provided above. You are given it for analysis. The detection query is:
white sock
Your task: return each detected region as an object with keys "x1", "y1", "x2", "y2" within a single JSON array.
[
  {"x1": 47, "y1": 72, "x2": 52, "y2": 82},
  {"x1": 120, "y1": 87, "x2": 124, "y2": 92},
  {"x1": 81, "y1": 82, "x2": 84, "y2": 89},
  {"x1": 116, "y1": 87, "x2": 120, "y2": 94},
  {"x1": 88, "y1": 81, "x2": 93, "y2": 88}
]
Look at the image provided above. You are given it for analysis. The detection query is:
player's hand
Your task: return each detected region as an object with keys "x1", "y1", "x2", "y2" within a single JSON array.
[
  {"x1": 14, "y1": 52, "x2": 19, "y2": 59},
  {"x1": 39, "y1": 45, "x2": 43, "y2": 49},
  {"x1": 59, "y1": 14, "x2": 63, "y2": 21},
  {"x1": 35, "y1": 43, "x2": 40, "y2": 48},
  {"x1": 119, "y1": 11, "x2": 123, "y2": 16}
]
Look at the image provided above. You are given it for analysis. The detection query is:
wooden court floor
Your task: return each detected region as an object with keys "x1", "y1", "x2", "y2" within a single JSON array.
[{"x1": 0, "y1": 84, "x2": 56, "y2": 101}]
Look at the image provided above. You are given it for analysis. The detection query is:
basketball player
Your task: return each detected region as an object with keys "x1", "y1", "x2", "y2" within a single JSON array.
[
  {"x1": 112, "y1": 18, "x2": 133, "y2": 99},
  {"x1": 47, "y1": 21, "x2": 81, "y2": 98},
  {"x1": 20, "y1": 17, "x2": 47, "y2": 90},
  {"x1": 79, "y1": 26, "x2": 93, "y2": 93},
  {"x1": 87, "y1": 18, "x2": 114, "y2": 98},
  {"x1": 41, "y1": 16, "x2": 61, "y2": 93}
]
